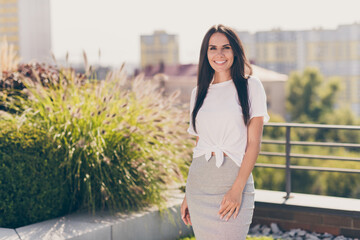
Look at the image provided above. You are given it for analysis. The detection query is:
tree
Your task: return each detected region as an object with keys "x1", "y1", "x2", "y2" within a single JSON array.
[{"x1": 286, "y1": 67, "x2": 342, "y2": 123}]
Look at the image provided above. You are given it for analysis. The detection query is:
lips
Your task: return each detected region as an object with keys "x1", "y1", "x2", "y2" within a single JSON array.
[{"x1": 214, "y1": 60, "x2": 226, "y2": 65}]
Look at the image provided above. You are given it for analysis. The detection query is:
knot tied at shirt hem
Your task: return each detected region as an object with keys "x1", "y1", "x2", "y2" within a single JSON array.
[{"x1": 204, "y1": 145, "x2": 226, "y2": 168}]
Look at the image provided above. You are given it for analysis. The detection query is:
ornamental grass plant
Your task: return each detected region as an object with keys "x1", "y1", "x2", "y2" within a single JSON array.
[
  {"x1": 0, "y1": 48, "x2": 193, "y2": 227},
  {"x1": 18, "y1": 65, "x2": 191, "y2": 212}
]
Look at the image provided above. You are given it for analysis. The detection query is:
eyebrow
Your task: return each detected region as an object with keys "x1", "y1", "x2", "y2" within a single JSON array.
[{"x1": 209, "y1": 44, "x2": 231, "y2": 47}]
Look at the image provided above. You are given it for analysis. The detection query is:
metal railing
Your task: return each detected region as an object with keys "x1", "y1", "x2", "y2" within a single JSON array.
[{"x1": 257, "y1": 122, "x2": 360, "y2": 199}]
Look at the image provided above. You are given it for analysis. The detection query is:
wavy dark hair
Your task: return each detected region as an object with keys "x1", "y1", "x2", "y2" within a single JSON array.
[{"x1": 191, "y1": 24, "x2": 253, "y2": 134}]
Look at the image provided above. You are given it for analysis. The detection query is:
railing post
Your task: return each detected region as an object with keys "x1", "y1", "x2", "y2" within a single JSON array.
[{"x1": 285, "y1": 126, "x2": 292, "y2": 199}]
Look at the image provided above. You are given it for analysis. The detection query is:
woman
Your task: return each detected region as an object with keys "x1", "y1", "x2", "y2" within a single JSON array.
[{"x1": 181, "y1": 24, "x2": 270, "y2": 240}]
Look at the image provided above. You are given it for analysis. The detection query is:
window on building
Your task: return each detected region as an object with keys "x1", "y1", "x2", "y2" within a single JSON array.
[
  {"x1": 143, "y1": 36, "x2": 154, "y2": 45},
  {"x1": 159, "y1": 34, "x2": 169, "y2": 45},
  {"x1": 276, "y1": 46, "x2": 285, "y2": 60}
]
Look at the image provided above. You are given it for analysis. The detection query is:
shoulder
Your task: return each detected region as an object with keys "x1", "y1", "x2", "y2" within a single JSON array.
[
  {"x1": 247, "y1": 75, "x2": 264, "y2": 91},
  {"x1": 247, "y1": 75, "x2": 262, "y2": 86},
  {"x1": 189, "y1": 86, "x2": 198, "y2": 104},
  {"x1": 191, "y1": 86, "x2": 197, "y2": 96}
]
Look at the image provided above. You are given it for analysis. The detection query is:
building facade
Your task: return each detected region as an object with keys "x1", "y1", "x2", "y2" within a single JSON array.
[
  {"x1": 140, "y1": 30, "x2": 179, "y2": 69},
  {"x1": 237, "y1": 23, "x2": 360, "y2": 116},
  {"x1": 0, "y1": 0, "x2": 51, "y2": 63}
]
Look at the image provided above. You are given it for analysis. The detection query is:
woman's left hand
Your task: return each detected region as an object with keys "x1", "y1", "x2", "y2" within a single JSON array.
[{"x1": 218, "y1": 188, "x2": 243, "y2": 221}]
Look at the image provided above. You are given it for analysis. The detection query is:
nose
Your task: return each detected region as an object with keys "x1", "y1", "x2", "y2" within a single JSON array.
[{"x1": 216, "y1": 49, "x2": 225, "y2": 56}]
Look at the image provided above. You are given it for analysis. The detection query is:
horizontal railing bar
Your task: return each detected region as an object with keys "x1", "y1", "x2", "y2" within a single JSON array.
[
  {"x1": 290, "y1": 165, "x2": 360, "y2": 173},
  {"x1": 291, "y1": 141, "x2": 360, "y2": 148},
  {"x1": 261, "y1": 140, "x2": 286, "y2": 145},
  {"x1": 255, "y1": 163, "x2": 360, "y2": 173},
  {"x1": 255, "y1": 163, "x2": 285, "y2": 169},
  {"x1": 262, "y1": 140, "x2": 360, "y2": 148},
  {"x1": 291, "y1": 153, "x2": 360, "y2": 161},
  {"x1": 260, "y1": 152, "x2": 360, "y2": 162},
  {"x1": 265, "y1": 122, "x2": 360, "y2": 130},
  {"x1": 260, "y1": 152, "x2": 286, "y2": 157}
]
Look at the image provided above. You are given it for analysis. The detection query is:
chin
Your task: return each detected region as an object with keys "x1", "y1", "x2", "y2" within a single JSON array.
[{"x1": 213, "y1": 67, "x2": 230, "y2": 73}]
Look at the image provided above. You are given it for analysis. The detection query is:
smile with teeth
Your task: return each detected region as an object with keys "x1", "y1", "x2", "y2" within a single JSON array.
[{"x1": 214, "y1": 60, "x2": 227, "y2": 65}]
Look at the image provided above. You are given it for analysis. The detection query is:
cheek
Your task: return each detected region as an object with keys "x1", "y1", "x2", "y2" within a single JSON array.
[
  {"x1": 207, "y1": 51, "x2": 215, "y2": 60},
  {"x1": 207, "y1": 55, "x2": 215, "y2": 68},
  {"x1": 226, "y1": 51, "x2": 234, "y2": 60},
  {"x1": 227, "y1": 54, "x2": 234, "y2": 64}
]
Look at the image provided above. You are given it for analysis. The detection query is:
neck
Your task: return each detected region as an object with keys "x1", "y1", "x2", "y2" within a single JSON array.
[{"x1": 213, "y1": 71, "x2": 232, "y2": 83}]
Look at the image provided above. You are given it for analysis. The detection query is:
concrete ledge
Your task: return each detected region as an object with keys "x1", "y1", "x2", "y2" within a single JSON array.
[
  {"x1": 0, "y1": 228, "x2": 19, "y2": 240},
  {"x1": 253, "y1": 189, "x2": 360, "y2": 238},
  {"x1": 255, "y1": 189, "x2": 360, "y2": 214},
  {"x1": 0, "y1": 187, "x2": 192, "y2": 240},
  {"x1": 4, "y1": 188, "x2": 359, "y2": 239}
]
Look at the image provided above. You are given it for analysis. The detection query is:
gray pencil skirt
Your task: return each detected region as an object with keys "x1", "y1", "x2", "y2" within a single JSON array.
[{"x1": 185, "y1": 154, "x2": 255, "y2": 240}]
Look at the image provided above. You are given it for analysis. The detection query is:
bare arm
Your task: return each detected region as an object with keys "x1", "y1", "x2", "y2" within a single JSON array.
[
  {"x1": 218, "y1": 116, "x2": 265, "y2": 221},
  {"x1": 231, "y1": 116, "x2": 264, "y2": 191}
]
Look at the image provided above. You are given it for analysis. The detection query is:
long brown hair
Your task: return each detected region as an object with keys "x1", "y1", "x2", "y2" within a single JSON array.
[{"x1": 191, "y1": 24, "x2": 253, "y2": 134}]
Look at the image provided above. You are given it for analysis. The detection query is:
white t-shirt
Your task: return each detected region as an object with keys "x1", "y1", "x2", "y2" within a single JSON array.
[{"x1": 187, "y1": 76, "x2": 270, "y2": 168}]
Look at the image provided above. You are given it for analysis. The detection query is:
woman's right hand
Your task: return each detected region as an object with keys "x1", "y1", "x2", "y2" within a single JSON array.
[{"x1": 181, "y1": 196, "x2": 192, "y2": 226}]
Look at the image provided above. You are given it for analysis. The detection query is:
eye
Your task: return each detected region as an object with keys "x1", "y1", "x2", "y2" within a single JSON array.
[
  {"x1": 209, "y1": 47, "x2": 216, "y2": 50},
  {"x1": 224, "y1": 46, "x2": 231, "y2": 49}
]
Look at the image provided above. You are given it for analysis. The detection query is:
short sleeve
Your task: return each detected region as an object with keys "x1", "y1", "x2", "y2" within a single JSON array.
[
  {"x1": 187, "y1": 87, "x2": 199, "y2": 136},
  {"x1": 248, "y1": 76, "x2": 270, "y2": 123}
]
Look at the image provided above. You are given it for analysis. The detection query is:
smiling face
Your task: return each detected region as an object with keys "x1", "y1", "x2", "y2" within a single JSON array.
[{"x1": 207, "y1": 32, "x2": 234, "y2": 76}]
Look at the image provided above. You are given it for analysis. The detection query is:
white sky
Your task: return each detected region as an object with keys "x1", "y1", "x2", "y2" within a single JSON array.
[{"x1": 50, "y1": 0, "x2": 360, "y2": 67}]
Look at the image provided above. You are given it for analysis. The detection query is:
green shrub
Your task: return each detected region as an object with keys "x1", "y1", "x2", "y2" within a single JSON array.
[
  {"x1": 12, "y1": 67, "x2": 191, "y2": 217},
  {"x1": 0, "y1": 61, "x2": 192, "y2": 227},
  {"x1": 0, "y1": 121, "x2": 70, "y2": 228}
]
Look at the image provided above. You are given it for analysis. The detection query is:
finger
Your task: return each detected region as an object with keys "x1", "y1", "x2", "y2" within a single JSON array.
[
  {"x1": 182, "y1": 210, "x2": 188, "y2": 225},
  {"x1": 233, "y1": 205, "x2": 240, "y2": 219},
  {"x1": 221, "y1": 204, "x2": 233, "y2": 219},
  {"x1": 220, "y1": 204, "x2": 234, "y2": 219},
  {"x1": 218, "y1": 200, "x2": 229, "y2": 215},
  {"x1": 184, "y1": 209, "x2": 192, "y2": 225},
  {"x1": 181, "y1": 205, "x2": 185, "y2": 218},
  {"x1": 186, "y1": 214, "x2": 192, "y2": 226},
  {"x1": 218, "y1": 198, "x2": 225, "y2": 213},
  {"x1": 182, "y1": 214, "x2": 188, "y2": 225},
  {"x1": 225, "y1": 207, "x2": 237, "y2": 221}
]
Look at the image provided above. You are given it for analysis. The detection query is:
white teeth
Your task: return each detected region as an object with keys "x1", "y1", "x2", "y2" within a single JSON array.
[{"x1": 215, "y1": 60, "x2": 226, "y2": 64}]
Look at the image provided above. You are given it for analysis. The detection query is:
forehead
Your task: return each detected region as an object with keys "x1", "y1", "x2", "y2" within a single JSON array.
[{"x1": 209, "y1": 32, "x2": 229, "y2": 46}]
